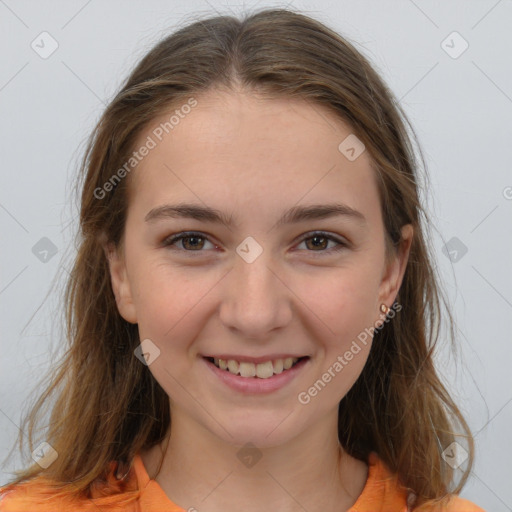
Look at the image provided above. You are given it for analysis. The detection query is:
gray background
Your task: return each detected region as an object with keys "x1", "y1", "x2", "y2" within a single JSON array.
[{"x1": 1, "y1": 0, "x2": 511, "y2": 510}]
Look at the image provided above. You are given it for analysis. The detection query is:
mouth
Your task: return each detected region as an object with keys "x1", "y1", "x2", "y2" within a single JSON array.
[{"x1": 203, "y1": 356, "x2": 309, "y2": 379}]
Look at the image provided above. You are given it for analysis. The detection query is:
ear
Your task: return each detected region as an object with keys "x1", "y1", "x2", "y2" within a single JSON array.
[
  {"x1": 103, "y1": 241, "x2": 138, "y2": 324},
  {"x1": 377, "y1": 224, "x2": 413, "y2": 313}
]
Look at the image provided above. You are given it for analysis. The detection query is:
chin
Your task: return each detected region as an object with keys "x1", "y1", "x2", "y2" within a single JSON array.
[{"x1": 207, "y1": 410, "x2": 305, "y2": 449}]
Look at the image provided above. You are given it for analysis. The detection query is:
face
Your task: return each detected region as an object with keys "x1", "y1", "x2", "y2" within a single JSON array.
[{"x1": 106, "y1": 89, "x2": 412, "y2": 449}]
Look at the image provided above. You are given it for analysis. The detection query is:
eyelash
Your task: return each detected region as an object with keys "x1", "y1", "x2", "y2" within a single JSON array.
[{"x1": 161, "y1": 231, "x2": 348, "y2": 256}]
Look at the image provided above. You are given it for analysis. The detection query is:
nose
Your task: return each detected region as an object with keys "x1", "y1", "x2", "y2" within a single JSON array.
[{"x1": 218, "y1": 249, "x2": 293, "y2": 339}]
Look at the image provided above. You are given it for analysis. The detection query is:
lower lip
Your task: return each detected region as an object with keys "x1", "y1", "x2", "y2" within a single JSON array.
[{"x1": 202, "y1": 357, "x2": 309, "y2": 394}]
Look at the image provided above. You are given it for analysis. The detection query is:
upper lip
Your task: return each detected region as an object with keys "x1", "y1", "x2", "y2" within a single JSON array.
[{"x1": 202, "y1": 354, "x2": 309, "y2": 364}]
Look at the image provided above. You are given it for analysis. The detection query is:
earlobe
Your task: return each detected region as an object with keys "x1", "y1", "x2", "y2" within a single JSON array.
[
  {"x1": 103, "y1": 242, "x2": 138, "y2": 324},
  {"x1": 378, "y1": 224, "x2": 414, "y2": 311}
]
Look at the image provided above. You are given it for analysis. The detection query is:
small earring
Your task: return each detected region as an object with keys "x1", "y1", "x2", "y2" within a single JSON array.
[{"x1": 380, "y1": 303, "x2": 390, "y2": 315}]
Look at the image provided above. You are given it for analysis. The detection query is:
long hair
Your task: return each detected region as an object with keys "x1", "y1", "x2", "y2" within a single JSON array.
[{"x1": 2, "y1": 8, "x2": 474, "y2": 509}]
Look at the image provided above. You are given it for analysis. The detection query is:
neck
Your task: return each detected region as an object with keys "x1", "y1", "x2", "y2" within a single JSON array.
[{"x1": 141, "y1": 410, "x2": 369, "y2": 512}]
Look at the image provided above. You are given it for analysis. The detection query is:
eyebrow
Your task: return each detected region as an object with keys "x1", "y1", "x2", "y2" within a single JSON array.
[{"x1": 145, "y1": 202, "x2": 367, "y2": 229}]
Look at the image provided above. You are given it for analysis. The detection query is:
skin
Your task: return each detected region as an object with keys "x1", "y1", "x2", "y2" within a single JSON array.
[{"x1": 105, "y1": 87, "x2": 413, "y2": 512}]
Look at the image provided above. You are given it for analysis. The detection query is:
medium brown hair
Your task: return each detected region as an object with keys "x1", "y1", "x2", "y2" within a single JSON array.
[{"x1": 2, "y1": 8, "x2": 474, "y2": 510}]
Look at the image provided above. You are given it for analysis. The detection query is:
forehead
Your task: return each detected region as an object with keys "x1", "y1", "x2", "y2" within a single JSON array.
[{"x1": 128, "y1": 89, "x2": 381, "y2": 224}]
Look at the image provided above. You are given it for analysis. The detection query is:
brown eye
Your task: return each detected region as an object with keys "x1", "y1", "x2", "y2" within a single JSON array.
[
  {"x1": 304, "y1": 235, "x2": 329, "y2": 251},
  {"x1": 162, "y1": 232, "x2": 215, "y2": 252},
  {"x1": 180, "y1": 235, "x2": 205, "y2": 250},
  {"x1": 297, "y1": 232, "x2": 348, "y2": 254}
]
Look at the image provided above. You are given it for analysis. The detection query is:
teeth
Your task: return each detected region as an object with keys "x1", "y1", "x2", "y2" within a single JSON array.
[
  {"x1": 283, "y1": 357, "x2": 294, "y2": 370},
  {"x1": 273, "y1": 359, "x2": 284, "y2": 374},
  {"x1": 239, "y1": 361, "x2": 256, "y2": 377},
  {"x1": 212, "y1": 357, "x2": 301, "y2": 379},
  {"x1": 256, "y1": 361, "x2": 274, "y2": 379},
  {"x1": 227, "y1": 359, "x2": 239, "y2": 374}
]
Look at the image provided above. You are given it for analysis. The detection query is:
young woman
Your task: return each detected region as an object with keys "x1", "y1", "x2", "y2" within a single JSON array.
[{"x1": 0, "y1": 8, "x2": 485, "y2": 512}]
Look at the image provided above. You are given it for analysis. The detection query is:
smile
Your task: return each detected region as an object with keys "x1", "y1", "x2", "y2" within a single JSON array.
[
  {"x1": 205, "y1": 356, "x2": 306, "y2": 379},
  {"x1": 203, "y1": 355, "x2": 310, "y2": 394}
]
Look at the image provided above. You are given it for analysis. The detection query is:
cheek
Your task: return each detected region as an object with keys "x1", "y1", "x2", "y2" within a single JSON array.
[
  {"x1": 305, "y1": 270, "x2": 378, "y2": 399},
  {"x1": 131, "y1": 261, "x2": 223, "y2": 347},
  {"x1": 295, "y1": 263, "x2": 382, "y2": 340}
]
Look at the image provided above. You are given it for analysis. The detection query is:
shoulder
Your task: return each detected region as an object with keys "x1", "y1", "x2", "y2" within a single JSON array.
[
  {"x1": 0, "y1": 482, "x2": 93, "y2": 512},
  {"x1": 365, "y1": 452, "x2": 486, "y2": 512},
  {"x1": 0, "y1": 476, "x2": 141, "y2": 512},
  {"x1": 0, "y1": 457, "x2": 147, "y2": 511},
  {"x1": 1, "y1": 482, "x2": 68, "y2": 511},
  {"x1": 414, "y1": 494, "x2": 487, "y2": 511}
]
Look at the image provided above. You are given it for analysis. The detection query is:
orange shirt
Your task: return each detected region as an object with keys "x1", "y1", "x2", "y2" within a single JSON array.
[{"x1": 0, "y1": 451, "x2": 486, "y2": 511}]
